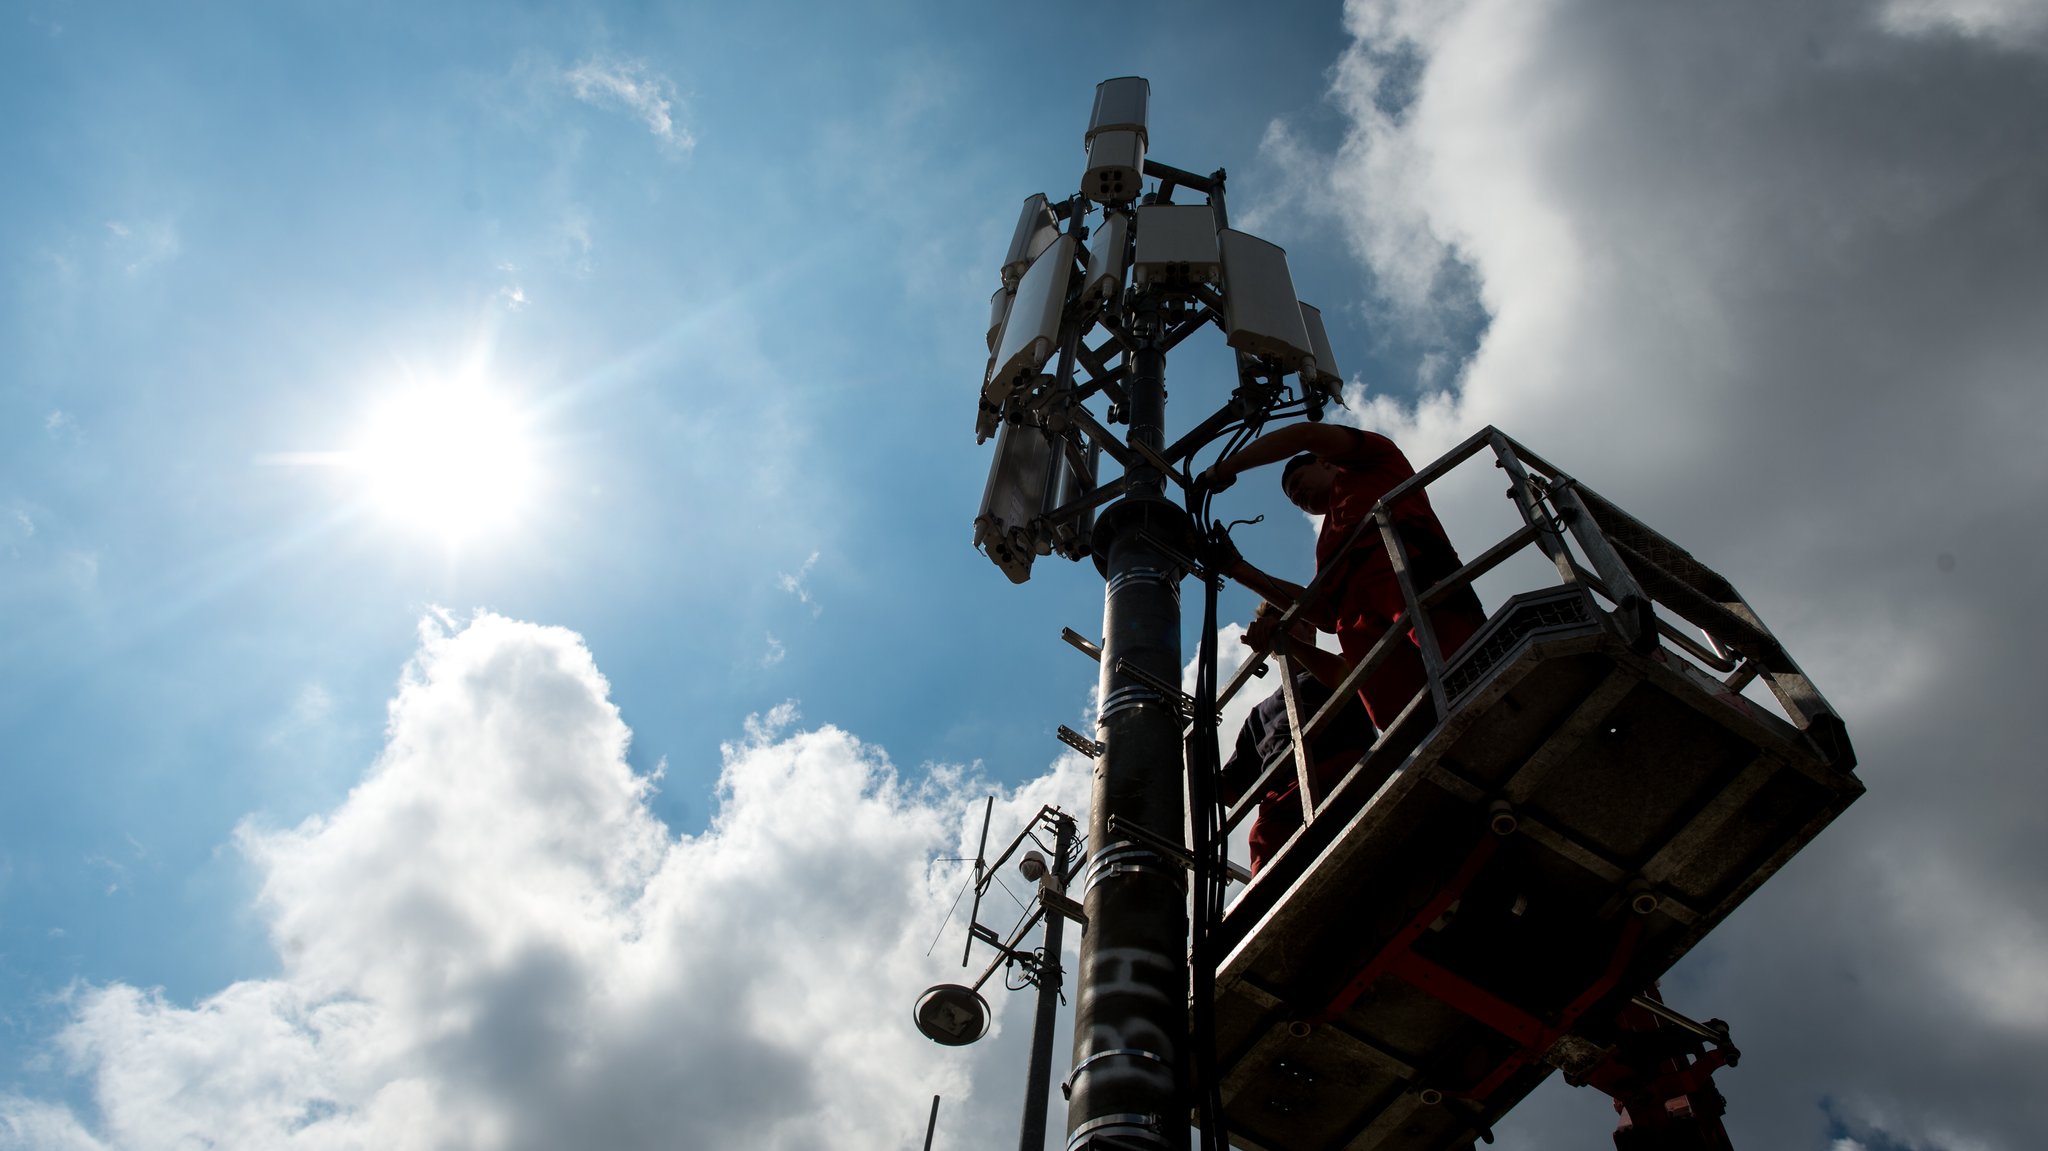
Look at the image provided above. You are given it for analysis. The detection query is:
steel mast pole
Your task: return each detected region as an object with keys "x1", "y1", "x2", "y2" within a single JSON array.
[
  {"x1": 1066, "y1": 312, "x2": 1194, "y2": 1149},
  {"x1": 1019, "y1": 814, "x2": 1078, "y2": 1151}
]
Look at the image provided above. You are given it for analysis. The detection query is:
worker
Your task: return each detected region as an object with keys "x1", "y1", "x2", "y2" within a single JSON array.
[
  {"x1": 1222, "y1": 657, "x2": 1376, "y2": 874},
  {"x1": 1198, "y1": 423, "x2": 1488, "y2": 731}
]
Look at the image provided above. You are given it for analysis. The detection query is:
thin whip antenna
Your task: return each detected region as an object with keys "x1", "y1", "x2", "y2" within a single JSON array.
[
  {"x1": 925, "y1": 871, "x2": 975, "y2": 958},
  {"x1": 960, "y1": 795, "x2": 995, "y2": 967},
  {"x1": 992, "y1": 873, "x2": 1030, "y2": 913}
]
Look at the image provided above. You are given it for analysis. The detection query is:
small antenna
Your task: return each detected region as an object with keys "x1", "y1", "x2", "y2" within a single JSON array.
[{"x1": 960, "y1": 796, "x2": 995, "y2": 967}]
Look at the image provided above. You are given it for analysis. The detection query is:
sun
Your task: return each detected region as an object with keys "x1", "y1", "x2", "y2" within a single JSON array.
[{"x1": 351, "y1": 381, "x2": 537, "y2": 542}]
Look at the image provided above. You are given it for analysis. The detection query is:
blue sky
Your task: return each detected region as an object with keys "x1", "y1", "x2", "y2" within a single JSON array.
[
  {"x1": 6, "y1": 2, "x2": 2048, "y2": 1149},
  {"x1": 0, "y1": 0, "x2": 1392, "y2": 1126},
  {"x1": 1, "y1": 8, "x2": 1324, "y2": 932}
]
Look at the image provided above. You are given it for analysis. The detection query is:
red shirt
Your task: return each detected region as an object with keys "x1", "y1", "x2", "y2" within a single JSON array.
[{"x1": 1313, "y1": 428, "x2": 1452, "y2": 579}]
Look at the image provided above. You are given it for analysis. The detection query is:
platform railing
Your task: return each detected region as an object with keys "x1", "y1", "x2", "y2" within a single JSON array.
[{"x1": 1214, "y1": 426, "x2": 1853, "y2": 878}]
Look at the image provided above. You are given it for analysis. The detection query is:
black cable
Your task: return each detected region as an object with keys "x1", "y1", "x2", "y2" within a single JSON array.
[
  {"x1": 1173, "y1": 385, "x2": 1304, "y2": 1151},
  {"x1": 1006, "y1": 956, "x2": 1034, "y2": 993},
  {"x1": 1185, "y1": 468, "x2": 1232, "y2": 1151},
  {"x1": 992, "y1": 873, "x2": 1030, "y2": 913}
]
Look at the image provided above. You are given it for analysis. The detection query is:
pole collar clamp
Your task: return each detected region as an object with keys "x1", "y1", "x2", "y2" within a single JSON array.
[
  {"x1": 1084, "y1": 841, "x2": 1186, "y2": 895},
  {"x1": 1066, "y1": 1113, "x2": 1166, "y2": 1151}
]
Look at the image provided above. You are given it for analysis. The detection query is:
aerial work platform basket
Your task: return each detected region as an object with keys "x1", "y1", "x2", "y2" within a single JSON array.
[{"x1": 1202, "y1": 428, "x2": 1860, "y2": 1151}]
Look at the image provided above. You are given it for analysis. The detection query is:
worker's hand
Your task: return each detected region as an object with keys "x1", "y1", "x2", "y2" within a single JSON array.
[
  {"x1": 1284, "y1": 617, "x2": 1320, "y2": 647},
  {"x1": 1205, "y1": 527, "x2": 1244, "y2": 575},
  {"x1": 1194, "y1": 464, "x2": 1235, "y2": 494},
  {"x1": 1244, "y1": 613, "x2": 1282, "y2": 651},
  {"x1": 1256, "y1": 600, "x2": 1316, "y2": 648}
]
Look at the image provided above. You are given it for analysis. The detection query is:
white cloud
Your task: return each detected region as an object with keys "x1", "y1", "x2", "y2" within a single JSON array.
[
  {"x1": 0, "y1": 1099, "x2": 103, "y2": 1151},
  {"x1": 81, "y1": 854, "x2": 126, "y2": 897},
  {"x1": 1889, "y1": 850, "x2": 2048, "y2": 1034},
  {"x1": 777, "y1": 551, "x2": 822, "y2": 615},
  {"x1": 564, "y1": 58, "x2": 694, "y2": 153},
  {"x1": 1266, "y1": 1, "x2": 2048, "y2": 1145},
  {"x1": 0, "y1": 613, "x2": 1088, "y2": 1149},
  {"x1": 264, "y1": 684, "x2": 335, "y2": 752},
  {"x1": 561, "y1": 209, "x2": 594, "y2": 275},
  {"x1": 1880, "y1": 0, "x2": 2048, "y2": 44},
  {"x1": 44, "y1": 410, "x2": 74, "y2": 437},
  {"x1": 60, "y1": 550, "x2": 99, "y2": 593},
  {"x1": 290, "y1": 683, "x2": 332, "y2": 726},
  {"x1": 760, "y1": 632, "x2": 786, "y2": 667},
  {"x1": 102, "y1": 218, "x2": 181, "y2": 277}
]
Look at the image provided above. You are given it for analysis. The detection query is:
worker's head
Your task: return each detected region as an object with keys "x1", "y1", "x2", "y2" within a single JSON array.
[{"x1": 1280, "y1": 452, "x2": 1337, "y2": 514}]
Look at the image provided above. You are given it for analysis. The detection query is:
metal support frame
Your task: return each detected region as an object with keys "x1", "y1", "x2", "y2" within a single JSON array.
[
  {"x1": 1211, "y1": 426, "x2": 1856, "y2": 878},
  {"x1": 1572, "y1": 991, "x2": 1742, "y2": 1151},
  {"x1": 1274, "y1": 654, "x2": 1320, "y2": 823},
  {"x1": 941, "y1": 804, "x2": 1090, "y2": 1149}
]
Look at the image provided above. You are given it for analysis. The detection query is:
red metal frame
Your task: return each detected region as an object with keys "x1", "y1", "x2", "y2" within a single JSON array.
[
  {"x1": 1304, "y1": 830, "x2": 1646, "y2": 1102},
  {"x1": 1574, "y1": 994, "x2": 1737, "y2": 1151},
  {"x1": 1305, "y1": 832, "x2": 1500, "y2": 1027}
]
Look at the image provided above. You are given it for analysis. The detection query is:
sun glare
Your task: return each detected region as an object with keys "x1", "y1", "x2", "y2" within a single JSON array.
[{"x1": 352, "y1": 382, "x2": 536, "y2": 541}]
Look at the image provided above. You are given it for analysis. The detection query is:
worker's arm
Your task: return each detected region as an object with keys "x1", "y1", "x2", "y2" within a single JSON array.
[
  {"x1": 1226, "y1": 558, "x2": 1305, "y2": 615},
  {"x1": 1220, "y1": 556, "x2": 1338, "y2": 633},
  {"x1": 1207, "y1": 524, "x2": 1335, "y2": 632},
  {"x1": 1271, "y1": 632, "x2": 1350, "y2": 692},
  {"x1": 1195, "y1": 424, "x2": 1365, "y2": 492}
]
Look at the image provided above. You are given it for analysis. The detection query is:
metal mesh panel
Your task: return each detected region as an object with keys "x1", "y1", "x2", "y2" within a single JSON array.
[{"x1": 1442, "y1": 593, "x2": 1596, "y2": 703}]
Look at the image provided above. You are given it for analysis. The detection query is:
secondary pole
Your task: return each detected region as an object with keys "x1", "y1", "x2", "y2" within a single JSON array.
[
  {"x1": 1066, "y1": 325, "x2": 1193, "y2": 1149},
  {"x1": 1019, "y1": 814, "x2": 1077, "y2": 1151}
]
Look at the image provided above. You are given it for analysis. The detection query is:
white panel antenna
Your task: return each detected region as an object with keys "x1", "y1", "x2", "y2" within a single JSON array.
[
  {"x1": 1083, "y1": 77, "x2": 1149, "y2": 205},
  {"x1": 1082, "y1": 211, "x2": 1129, "y2": 306},
  {"x1": 1131, "y1": 204, "x2": 1220, "y2": 289},
  {"x1": 986, "y1": 235, "x2": 1076, "y2": 408},
  {"x1": 1089, "y1": 75, "x2": 1148, "y2": 136},
  {"x1": 1048, "y1": 439, "x2": 1100, "y2": 559},
  {"x1": 1084, "y1": 132, "x2": 1143, "y2": 205},
  {"x1": 977, "y1": 286, "x2": 1018, "y2": 441},
  {"x1": 974, "y1": 419, "x2": 1061, "y2": 583},
  {"x1": 1219, "y1": 229, "x2": 1312, "y2": 369},
  {"x1": 988, "y1": 285, "x2": 1014, "y2": 353},
  {"x1": 1002, "y1": 194, "x2": 1061, "y2": 288},
  {"x1": 1297, "y1": 302, "x2": 1343, "y2": 392}
]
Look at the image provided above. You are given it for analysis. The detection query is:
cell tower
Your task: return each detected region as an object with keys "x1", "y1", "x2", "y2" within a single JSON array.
[{"x1": 932, "y1": 79, "x2": 1862, "y2": 1151}]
